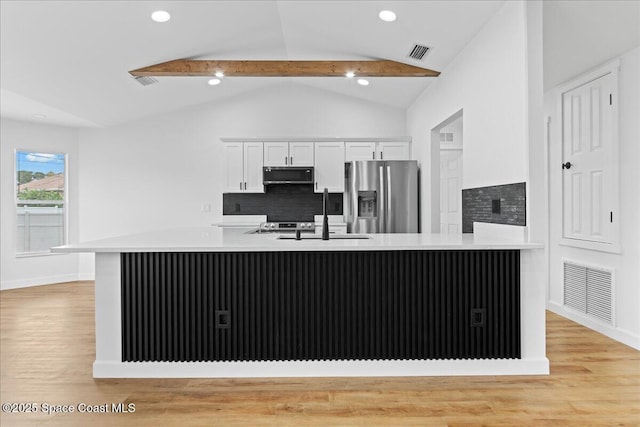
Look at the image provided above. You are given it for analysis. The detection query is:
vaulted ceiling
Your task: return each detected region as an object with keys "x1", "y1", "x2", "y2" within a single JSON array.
[
  {"x1": 0, "y1": 0, "x2": 505, "y2": 127},
  {"x1": 1, "y1": 1, "x2": 637, "y2": 129}
]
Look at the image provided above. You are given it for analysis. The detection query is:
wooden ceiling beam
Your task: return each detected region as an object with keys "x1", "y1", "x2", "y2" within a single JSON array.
[{"x1": 129, "y1": 59, "x2": 440, "y2": 78}]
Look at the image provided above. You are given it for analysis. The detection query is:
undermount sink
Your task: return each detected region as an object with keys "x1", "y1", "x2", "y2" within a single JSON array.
[{"x1": 277, "y1": 234, "x2": 370, "y2": 240}]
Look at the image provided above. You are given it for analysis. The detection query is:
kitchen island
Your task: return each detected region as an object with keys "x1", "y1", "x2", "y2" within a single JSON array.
[{"x1": 53, "y1": 227, "x2": 548, "y2": 378}]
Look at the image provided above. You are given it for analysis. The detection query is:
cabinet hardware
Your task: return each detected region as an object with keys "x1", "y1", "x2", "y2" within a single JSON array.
[
  {"x1": 562, "y1": 162, "x2": 572, "y2": 170},
  {"x1": 610, "y1": 211, "x2": 613, "y2": 223},
  {"x1": 239, "y1": 182, "x2": 242, "y2": 190},
  {"x1": 285, "y1": 156, "x2": 288, "y2": 165},
  {"x1": 380, "y1": 152, "x2": 384, "y2": 160},
  {"x1": 244, "y1": 182, "x2": 247, "y2": 190},
  {"x1": 290, "y1": 156, "x2": 293, "y2": 164},
  {"x1": 315, "y1": 182, "x2": 318, "y2": 189},
  {"x1": 372, "y1": 151, "x2": 375, "y2": 160}
]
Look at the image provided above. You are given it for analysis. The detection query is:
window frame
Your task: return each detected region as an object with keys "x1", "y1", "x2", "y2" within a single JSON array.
[{"x1": 14, "y1": 149, "x2": 69, "y2": 257}]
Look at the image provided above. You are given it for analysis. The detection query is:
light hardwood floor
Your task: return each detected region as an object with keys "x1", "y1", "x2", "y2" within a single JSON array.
[{"x1": 1, "y1": 281, "x2": 639, "y2": 426}]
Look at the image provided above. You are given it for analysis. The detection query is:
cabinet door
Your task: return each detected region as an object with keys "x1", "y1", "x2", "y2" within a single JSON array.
[
  {"x1": 263, "y1": 142, "x2": 288, "y2": 166},
  {"x1": 244, "y1": 142, "x2": 265, "y2": 193},
  {"x1": 289, "y1": 142, "x2": 314, "y2": 166},
  {"x1": 264, "y1": 142, "x2": 289, "y2": 166},
  {"x1": 378, "y1": 142, "x2": 410, "y2": 160},
  {"x1": 223, "y1": 143, "x2": 245, "y2": 192},
  {"x1": 345, "y1": 142, "x2": 377, "y2": 161},
  {"x1": 314, "y1": 142, "x2": 345, "y2": 193}
]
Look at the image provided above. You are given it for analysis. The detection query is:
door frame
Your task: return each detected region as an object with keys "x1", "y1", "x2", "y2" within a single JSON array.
[{"x1": 430, "y1": 109, "x2": 463, "y2": 233}]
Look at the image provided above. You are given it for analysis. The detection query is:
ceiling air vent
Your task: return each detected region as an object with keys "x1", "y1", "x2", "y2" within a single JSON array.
[
  {"x1": 133, "y1": 75, "x2": 158, "y2": 86},
  {"x1": 407, "y1": 43, "x2": 430, "y2": 61}
]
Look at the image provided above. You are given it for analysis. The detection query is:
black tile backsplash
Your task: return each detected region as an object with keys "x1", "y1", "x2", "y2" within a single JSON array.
[
  {"x1": 462, "y1": 182, "x2": 526, "y2": 233},
  {"x1": 223, "y1": 184, "x2": 342, "y2": 222}
]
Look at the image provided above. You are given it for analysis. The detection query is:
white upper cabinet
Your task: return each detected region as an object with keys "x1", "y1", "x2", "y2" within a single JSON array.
[
  {"x1": 263, "y1": 142, "x2": 289, "y2": 166},
  {"x1": 345, "y1": 141, "x2": 410, "y2": 161},
  {"x1": 223, "y1": 142, "x2": 264, "y2": 193},
  {"x1": 243, "y1": 142, "x2": 265, "y2": 192},
  {"x1": 345, "y1": 142, "x2": 377, "y2": 161},
  {"x1": 223, "y1": 139, "x2": 409, "y2": 194},
  {"x1": 377, "y1": 142, "x2": 410, "y2": 160},
  {"x1": 223, "y1": 143, "x2": 245, "y2": 192},
  {"x1": 289, "y1": 142, "x2": 314, "y2": 166},
  {"x1": 264, "y1": 142, "x2": 314, "y2": 166},
  {"x1": 314, "y1": 142, "x2": 345, "y2": 193}
]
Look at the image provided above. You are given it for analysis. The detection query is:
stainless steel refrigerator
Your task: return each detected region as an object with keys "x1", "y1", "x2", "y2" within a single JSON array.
[{"x1": 344, "y1": 160, "x2": 419, "y2": 233}]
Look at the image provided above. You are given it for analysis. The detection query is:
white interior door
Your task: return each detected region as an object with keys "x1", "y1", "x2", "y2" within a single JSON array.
[
  {"x1": 440, "y1": 150, "x2": 463, "y2": 234},
  {"x1": 562, "y1": 72, "x2": 614, "y2": 243}
]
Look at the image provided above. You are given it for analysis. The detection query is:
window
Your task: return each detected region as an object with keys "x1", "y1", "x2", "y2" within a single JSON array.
[{"x1": 15, "y1": 151, "x2": 66, "y2": 255}]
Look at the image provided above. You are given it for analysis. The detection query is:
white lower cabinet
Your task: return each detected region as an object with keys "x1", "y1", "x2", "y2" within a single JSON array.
[
  {"x1": 314, "y1": 142, "x2": 345, "y2": 193},
  {"x1": 223, "y1": 142, "x2": 264, "y2": 193}
]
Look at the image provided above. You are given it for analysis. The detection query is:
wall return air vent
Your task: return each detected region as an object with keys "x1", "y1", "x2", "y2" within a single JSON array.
[
  {"x1": 563, "y1": 260, "x2": 613, "y2": 325},
  {"x1": 407, "y1": 43, "x2": 431, "y2": 61}
]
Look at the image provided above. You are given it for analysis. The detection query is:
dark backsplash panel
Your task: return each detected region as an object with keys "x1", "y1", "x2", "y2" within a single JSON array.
[
  {"x1": 223, "y1": 184, "x2": 343, "y2": 222},
  {"x1": 462, "y1": 182, "x2": 526, "y2": 233}
]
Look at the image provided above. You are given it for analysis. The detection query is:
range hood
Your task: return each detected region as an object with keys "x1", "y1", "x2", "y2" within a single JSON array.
[{"x1": 263, "y1": 167, "x2": 314, "y2": 185}]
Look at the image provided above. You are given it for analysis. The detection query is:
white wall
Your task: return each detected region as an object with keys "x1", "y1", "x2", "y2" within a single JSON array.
[
  {"x1": 545, "y1": 47, "x2": 640, "y2": 349},
  {"x1": 407, "y1": 0, "x2": 530, "y2": 231},
  {"x1": 0, "y1": 118, "x2": 83, "y2": 289},
  {"x1": 77, "y1": 82, "x2": 406, "y2": 244}
]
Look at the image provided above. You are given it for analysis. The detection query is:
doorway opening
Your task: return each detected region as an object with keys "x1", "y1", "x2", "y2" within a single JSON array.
[{"x1": 430, "y1": 110, "x2": 463, "y2": 234}]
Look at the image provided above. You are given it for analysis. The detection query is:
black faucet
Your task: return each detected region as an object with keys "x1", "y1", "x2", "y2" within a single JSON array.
[{"x1": 322, "y1": 187, "x2": 330, "y2": 240}]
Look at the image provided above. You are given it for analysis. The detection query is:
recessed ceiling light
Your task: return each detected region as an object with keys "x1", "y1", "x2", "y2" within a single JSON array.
[
  {"x1": 208, "y1": 78, "x2": 221, "y2": 86},
  {"x1": 357, "y1": 79, "x2": 369, "y2": 86},
  {"x1": 345, "y1": 71, "x2": 355, "y2": 78},
  {"x1": 151, "y1": 10, "x2": 171, "y2": 23},
  {"x1": 215, "y1": 71, "x2": 224, "y2": 78},
  {"x1": 378, "y1": 10, "x2": 396, "y2": 22}
]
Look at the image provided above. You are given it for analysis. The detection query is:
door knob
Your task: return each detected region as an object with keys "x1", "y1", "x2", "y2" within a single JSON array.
[{"x1": 562, "y1": 162, "x2": 572, "y2": 170}]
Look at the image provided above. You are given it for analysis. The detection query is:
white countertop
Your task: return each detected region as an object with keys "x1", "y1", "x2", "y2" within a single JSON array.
[{"x1": 52, "y1": 227, "x2": 543, "y2": 253}]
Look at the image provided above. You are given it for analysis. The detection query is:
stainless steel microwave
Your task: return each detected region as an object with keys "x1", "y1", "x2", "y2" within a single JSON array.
[{"x1": 263, "y1": 167, "x2": 314, "y2": 185}]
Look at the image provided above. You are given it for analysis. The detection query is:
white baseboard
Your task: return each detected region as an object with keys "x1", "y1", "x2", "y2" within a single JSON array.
[
  {"x1": 93, "y1": 358, "x2": 550, "y2": 378},
  {"x1": 547, "y1": 301, "x2": 640, "y2": 350},
  {"x1": 0, "y1": 273, "x2": 88, "y2": 290},
  {"x1": 78, "y1": 273, "x2": 95, "y2": 281}
]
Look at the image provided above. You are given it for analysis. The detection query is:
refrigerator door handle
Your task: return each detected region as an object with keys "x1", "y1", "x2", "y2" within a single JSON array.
[
  {"x1": 378, "y1": 165, "x2": 385, "y2": 233},
  {"x1": 386, "y1": 165, "x2": 393, "y2": 232}
]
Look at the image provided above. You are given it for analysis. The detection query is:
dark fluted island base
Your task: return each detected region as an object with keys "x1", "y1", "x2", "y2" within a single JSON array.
[{"x1": 121, "y1": 250, "x2": 520, "y2": 363}]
